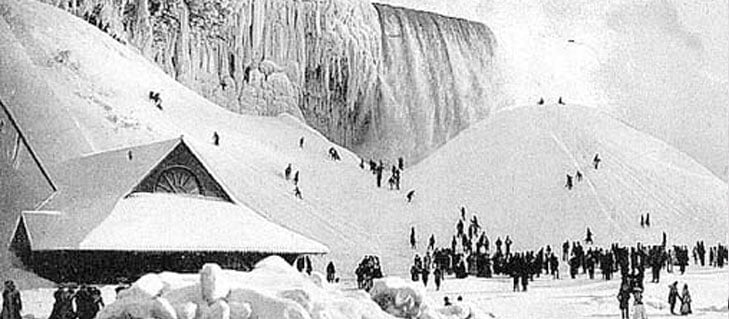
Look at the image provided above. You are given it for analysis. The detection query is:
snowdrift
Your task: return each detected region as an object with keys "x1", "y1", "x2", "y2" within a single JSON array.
[{"x1": 97, "y1": 256, "x2": 478, "y2": 319}]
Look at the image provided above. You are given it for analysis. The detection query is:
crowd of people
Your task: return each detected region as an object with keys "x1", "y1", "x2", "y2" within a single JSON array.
[{"x1": 354, "y1": 255, "x2": 384, "y2": 291}]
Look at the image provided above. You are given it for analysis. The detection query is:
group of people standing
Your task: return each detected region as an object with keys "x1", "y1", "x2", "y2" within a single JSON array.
[
  {"x1": 48, "y1": 285, "x2": 104, "y2": 319},
  {"x1": 354, "y1": 255, "x2": 383, "y2": 291}
]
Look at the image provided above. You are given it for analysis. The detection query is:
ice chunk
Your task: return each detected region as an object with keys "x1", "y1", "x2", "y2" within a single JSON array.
[{"x1": 200, "y1": 263, "x2": 231, "y2": 304}]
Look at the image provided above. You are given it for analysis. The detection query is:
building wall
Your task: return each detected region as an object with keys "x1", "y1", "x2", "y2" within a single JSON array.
[{"x1": 22, "y1": 250, "x2": 300, "y2": 283}]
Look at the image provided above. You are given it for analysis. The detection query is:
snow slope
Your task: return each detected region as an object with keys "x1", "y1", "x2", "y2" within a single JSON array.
[
  {"x1": 403, "y1": 104, "x2": 728, "y2": 250},
  {"x1": 0, "y1": 0, "x2": 726, "y2": 287},
  {"x1": 376, "y1": 0, "x2": 729, "y2": 180}
]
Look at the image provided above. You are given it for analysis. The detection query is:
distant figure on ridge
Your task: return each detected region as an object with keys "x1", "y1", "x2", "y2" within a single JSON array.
[
  {"x1": 148, "y1": 91, "x2": 162, "y2": 110},
  {"x1": 299, "y1": 137, "x2": 304, "y2": 148},
  {"x1": 537, "y1": 98, "x2": 544, "y2": 105},
  {"x1": 212, "y1": 132, "x2": 220, "y2": 146},
  {"x1": 593, "y1": 153, "x2": 601, "y2": 169},
  {"x1": 127, "y1": 150, "x2": 133, "y2": 161},
  {"x1": 406, "y1": 190, "x2": 415, "y2": 203},
  {"x1": 558, "y1": 97, "x2": 565, "y2": 105},
  {"x1": 645, "y1": 213, "x2": 650, "y2": 227},
  {"x1": 640, "y1": 215, "x2": 645, "y2": 228}
]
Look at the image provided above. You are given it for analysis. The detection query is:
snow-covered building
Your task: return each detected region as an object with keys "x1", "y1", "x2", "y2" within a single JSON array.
[{"x1": 8, "y1": 137, "x2": 328, "y2": 283}]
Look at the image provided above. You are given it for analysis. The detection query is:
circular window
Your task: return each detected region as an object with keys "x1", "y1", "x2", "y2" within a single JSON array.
[{"x1": 154, "y1": 166, "x2": 202, "y2": 195}]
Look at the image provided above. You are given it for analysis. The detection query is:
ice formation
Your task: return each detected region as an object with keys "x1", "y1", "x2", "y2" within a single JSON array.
[
  {"x1": 38, "y1": 0, "x2": 505, "y2": 162},
  {"x1": 96, "y1": 257, "x2": 478, "y2": 319}
]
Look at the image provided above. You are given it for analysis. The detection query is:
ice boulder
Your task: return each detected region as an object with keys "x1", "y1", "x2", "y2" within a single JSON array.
[
  {"x1": 226, "y1": 301, "x2": 252, "y2": 319},
  {"x1": 118, "y1": 273, "x2": 166, "y2": 300},
  {"x1": 309, "y1": 272, "x2": 326, "y2": 288},
  {"x1": 254, "y1": 255, "x2": 299, "y2": 275},
  {"x1": 201, "y1": 299, "x2": 230, "y2": 319},
  {"x1": 228, "y1": 288, "x2": 310, "y2": 319},
  {"x1": 369, "y1": 277, "x2": 425, "y2": 318},
  {"x1": 200, "y1": 263, "x2": 230, "y2": 304}
]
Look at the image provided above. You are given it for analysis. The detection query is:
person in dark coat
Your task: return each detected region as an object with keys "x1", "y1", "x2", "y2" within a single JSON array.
[
  {"x1": 576, "y1": 170, "x2": 583, "y2": 181},
  {"x1": 421, "y1": 266, "x2": 430, "y2": 287},
  {"x1": 410, "y1": 227, "x2": 416, "y2": 249},
  {"x1": 645, "y1": 213, "x2": 650, "y2": 227},
  {"x1": 398, "y1": 157, "x2": 404, "y2": 171},
  {"x1": 617, "y1": 281, "x2": 631, "y2": 319},
  {"x1": 326, "y1": 262, "x2": 336, "y2": 283},
  {"x1": 299, "y1": 137, "x2": 304, "y2": 148},
  {"x1": 293, "y1": 171, "x2": 299, "y2": 185},
  {"x1": 212, "y1": 132, "x2": 220, "y2": 146},
  {"x1": 294, "y1": 186, "x2": 302, "y2": 199},
  {"x1": 593, "y1": 153, "x2": 601, "y2": 169},
  {"x1": 434, "y1": 267, "x2": 442, "y2": 291},
  {"x1": 406, "y1": 190, "x2": 415, "y2": 203},
  {"x1": 284, "y1": 164, "x2": 292, "y2": 180},
  {"x1": 679, "y1": 284, "x2": 692, "y2": 315},
  {"x1": 668, "y1": 281, "x2": 679, "y2": 314},
  {"x1": 585, "y1": 228, "x2": 593, "y2": 244},
  {"x1": 1, "y1": 281, "x2": 21, "y2": 319},
  {"x1": 565, "y1": 174, "x2": 573, "y2": 190},
  {"x1": 49, "y1": 286, "x2": 76, "y2": 319}
]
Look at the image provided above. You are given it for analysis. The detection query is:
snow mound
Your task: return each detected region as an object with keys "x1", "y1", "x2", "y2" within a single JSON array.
[{"x1": 404, "y1": 104, "x2": 728, "y2": 250}]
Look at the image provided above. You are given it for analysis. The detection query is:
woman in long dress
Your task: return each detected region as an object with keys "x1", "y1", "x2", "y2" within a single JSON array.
[
  {"x1": 679, "y1": 284, "x2": 692, "y2": 315},
  {"x1": 1, "y1": 281, "x2": 22, "y2": 319}
]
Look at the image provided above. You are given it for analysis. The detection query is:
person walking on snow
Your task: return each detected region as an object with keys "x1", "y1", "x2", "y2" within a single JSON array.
[
  {"x1": 294, "y1": 186, "x2": 302, "y2": 199},
  {"x1": 284, "y1": 164, "x2": 292, "y2": 180},
  {"x1": 558, "y1": 97, "x2": 565, "y2": 105},
  {"x1": 537, "y1": 98, "x2": 544, "y2": 105},
  {"x1": 585, "y1": 228, "x2": 593, "y2": 244},
  {"x1": 421, "y1": 266, "x2": 430, "y2": 287},
  {"x1": 576, "y1": 170, "x2": 583, "y2": 181},
  {"x1": 668, "y1": 281, "x2": 679, "y2": 314},
  {"x1": 212, "y1": 132, "x2": 220, "y2": 146},
  {"x1": 566, "y1": 174, "x2": 574, "y2": 190},
  {"x1": 434, "y1": 266, "x2": 442, "y2": 291},
  {"x1": 632, "y1": 287, "x2": 648, "y2": 319},
  {"x1": 645, "y1": 213, "x2": 650, "y2": 227},
  {"x1": 617, "y1": 281, "x2": 631, "y2": 319},
  {"x1": 299, "y1": 137, "x2": 304, "y2": 148},
  {"x1": 429, "y1": 235, "x2": 436, "y2": 250},
  {"x1": 640, "y1": 215, "x2": 645, "y2": 228},
  {"x1": 410, "y1": 227, "x2": 416, "y2": 249},
  {"x1": 679, "y1": 284, "x2": 692, "y2": 315},
  {"x1": 593, "y1": 153, "x2": 601, "y2": 169},
  {"x1": 293, "y1": 171, "x2": 299, "y2": 185},
  {"x1": 406, "y1": 190, "x2": 415, "y2": 203}
]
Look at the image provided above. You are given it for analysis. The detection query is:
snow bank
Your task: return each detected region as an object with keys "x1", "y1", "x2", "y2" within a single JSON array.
[{"x1": 97, "y1": 257, "x2": 483, "y2": 319}]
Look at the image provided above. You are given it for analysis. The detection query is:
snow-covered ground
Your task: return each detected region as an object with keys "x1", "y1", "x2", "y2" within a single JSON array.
[
  {"x1": 1, "y1": 0, "x2": 727, "y2": 283},
  {"x1": 14, "y1": 267, "x2": 729, "y2": 319}
]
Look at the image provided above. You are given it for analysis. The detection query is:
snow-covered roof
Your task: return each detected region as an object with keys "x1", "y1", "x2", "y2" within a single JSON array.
[
  {"x1": 18, "y1": 137, "x2": 328, "y2": 254},
  {"x1": 22, "y1": 193, "x2": 328, "y2": 254}
]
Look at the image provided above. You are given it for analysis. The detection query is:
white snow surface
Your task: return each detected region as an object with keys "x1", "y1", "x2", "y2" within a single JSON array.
[
  {"x1": 0, "y1": 0, "x2": 727, "y2": 282},
  {"x1": 12, "y1": 263, "x2": 729, "y2": 319}
]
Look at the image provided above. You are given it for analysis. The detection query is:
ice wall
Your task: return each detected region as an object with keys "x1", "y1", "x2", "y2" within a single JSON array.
[
  {"x1": 37, "y1": 0, "x2": 503, "y2": 162},
  {"x1": 368, "y1": 3, "x2": 502, "y2": 161}
]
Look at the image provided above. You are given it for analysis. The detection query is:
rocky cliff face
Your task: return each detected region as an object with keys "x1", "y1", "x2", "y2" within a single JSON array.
[{"x1": 41, "y1": 0, "x2": 503, "y2": 162}]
